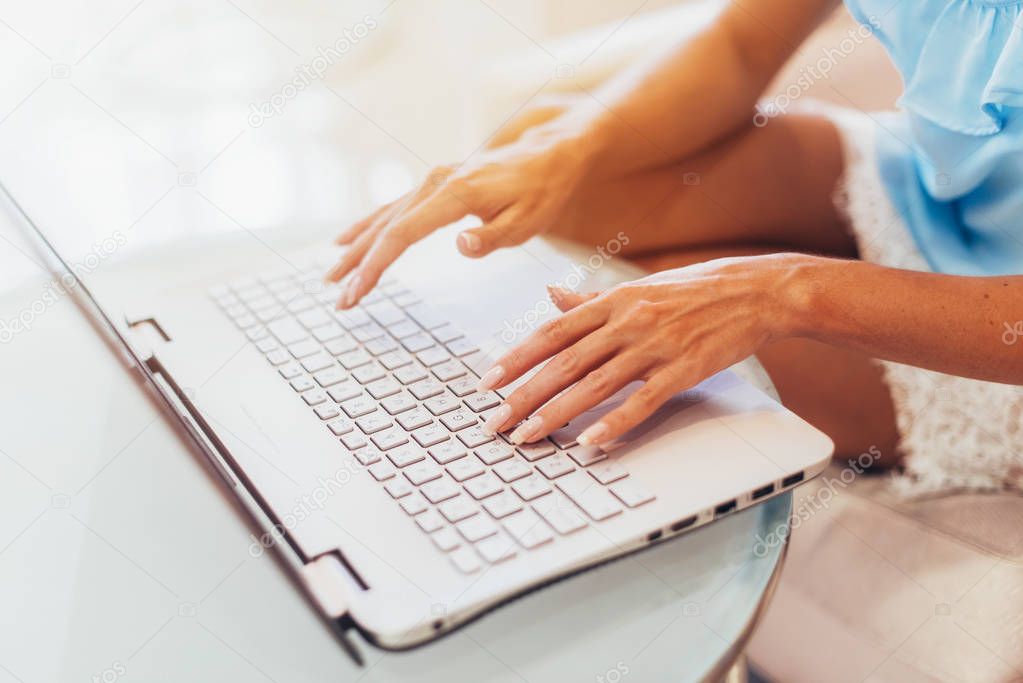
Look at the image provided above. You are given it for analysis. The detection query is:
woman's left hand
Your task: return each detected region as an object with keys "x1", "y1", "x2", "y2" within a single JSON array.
[{"x1": 477, "y1": 254, "x2": 807, "y2": 447}]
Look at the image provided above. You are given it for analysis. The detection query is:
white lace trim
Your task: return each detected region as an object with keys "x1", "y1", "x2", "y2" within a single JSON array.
[{"x1": 818, "y1": 103, "x2": 1023, "y2": 498}]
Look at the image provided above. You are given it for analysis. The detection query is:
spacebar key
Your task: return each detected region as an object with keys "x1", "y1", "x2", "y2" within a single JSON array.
[{"x1": 554, "y1": 471, "x2": 622, "y2": 521}]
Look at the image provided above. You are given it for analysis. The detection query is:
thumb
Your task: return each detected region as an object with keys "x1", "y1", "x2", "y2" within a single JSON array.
[
  {"x1": 548, "y1": 285, "x2": 599, "y2": 312},
  {"x1": 456, "y1": 217, "x2": 522, "y2": 258}
]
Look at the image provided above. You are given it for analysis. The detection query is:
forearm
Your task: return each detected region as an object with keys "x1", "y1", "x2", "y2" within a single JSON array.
[
  {"x1": 781, "y1": 255, "x2": 1023, "y2": 384},
  {"x1": 561, "y1": 0, "x2": 838, "y2": 177}
]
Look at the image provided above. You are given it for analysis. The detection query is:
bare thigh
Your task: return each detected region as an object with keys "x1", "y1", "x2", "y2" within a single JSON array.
[{"x1": 553, "y1": 114, "x2": 901, "y2": 465}]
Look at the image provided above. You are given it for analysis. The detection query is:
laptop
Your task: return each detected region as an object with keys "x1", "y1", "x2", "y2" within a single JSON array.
[{"x1": 4, "y1": 180, "x2": 832, "y2": 653}]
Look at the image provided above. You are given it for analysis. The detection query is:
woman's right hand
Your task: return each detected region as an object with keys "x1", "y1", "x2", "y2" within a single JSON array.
[{"x1": 326, "y1": 96, "x2": 598, "y2": 309}]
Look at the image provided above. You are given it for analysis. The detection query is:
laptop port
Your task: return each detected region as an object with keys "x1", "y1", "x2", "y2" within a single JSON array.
[
  {"x1": 714, "y1": 500, "x2": 737, "y2": 517},
  {"x1": 646, "y1": 529, "x2": 663, "y2": 542},
  {"x1": 752, "y1": 483, "x2": 775, "y2": 500},
  {"x1": 782, "y1": 471, "x2": 805, "y2": 487},
  {"x1": 669, "y1": 516, "x2": 697, "y2": 533}
]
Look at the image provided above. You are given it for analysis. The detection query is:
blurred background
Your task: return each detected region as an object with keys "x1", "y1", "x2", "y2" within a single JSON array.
[{"x1": 0, "y1": 0, "x2": 898, "y2": 290}]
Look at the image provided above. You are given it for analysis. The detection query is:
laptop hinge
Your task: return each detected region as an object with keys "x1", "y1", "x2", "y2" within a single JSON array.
[{"x1": 301, "y1": 553, "x2": 356, "y2": 618}]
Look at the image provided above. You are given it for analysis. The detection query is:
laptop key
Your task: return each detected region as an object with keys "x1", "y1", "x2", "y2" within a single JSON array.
[
  {"x1": 404, "y1": 461, "x2": 442, "y2": 486},
  {"x1": 416, "y1": 510, "x2": 445, "y2": 533},
  {"x1": 288, "y1": 335, "x2": 319, "y2": 357},
  {"x1": 379, "y1": 350, "x2": 413, "y2": 370},
  {"x1": 365, "y1": 336, "x2": 398, "y2": 356},
  {"x1": 297, "y1": 308, "x2": 331, "y2": 329},
  {"x1": 313, "y1": 366, "x2": 346, "y2": 388},
  {"x1": 356, "y1": 413, "x2": 392, "y2": 434},
  {"x1": 409, "y1": 379, "x2": 443, "y2": 400},
  {"x1": 447, "y1": 376, "x2": 477, "y2": 397},
  {"x1": 371, "y1": 428, "x2": 408, "y2": 451},
  {"x1": 589, "y1": 460, "x2": 628, "y2": 485},
  {"x1": 290, "y1": 376, "x2": 316, "y2": 392},
  {"x1": 447, "y1": 457, "x2": 485, "y2": 482},
  {"x1": 534, "y1": 499, "x2": 587, "y2": 535},
  {"x1": 428, "y1": 442, "x2": 466, "y2": 465},
  {"x1": 517, "y1": 440, "x2": 556, "y2": 462},
  {"x1": 301, "y1": 353, "x2": 335, "y2": 374},
  {"x1": 278, "y1": 363, "x2": 303, "y2": 379},
  {"x1": 311, "y1": 322, "x2": 344, "y2": 343},
  {"x1": 366, "y1": 377, "x2": 400, "y2": 400},
  {"x1": 302, "y1": 390, "x2": 327, "y2": 406},
  {"x1": 464, "y1": 473, "x2": 503, "y2": 500},
  {"x1": 421, "y1": 478, "x2": 460, "y2": 503},
  {"x1": 341, "y1": 396, "x2": 375, "y2": 418},
  {"x1": 492, "y1": 458, "x2": 532, "y2": 483},
  {"x1": 567, "y1": 446, "x2": 607, "y2": 467},
  {"x1": 432, "y1": 360, "x2": 466, "y2": 382},
  {"x1": 400, "y1": 494, "x2": 429, "y2": 516},
  {"x1": 388, "y1": 320, "x2": 421, "y2": 339},
  {"x1": 441, "y1": 408, "x2": 476, "y2": 432},
  {"x1": 475, "y1": 442, "x2": 514, "y2": 465},
  {"x1": 314, "y1": 404, "x2": 341, "y2": 420},
  {"x1": 412, "y1": 423, "x2": 448, "y2": 447},
  {"x1": 326, "y1": 418, "x2": 354, "y2": 436},
  {"x1": 338, "y1": 349, "x2": 372, "y2": 370},
  {"x1": 482, "y1": 491, "x2": 523, "y2": 519},
  {"x1": 255, "y1": 337, "x2": 278, "y2": 353},
  {"x1": 351, "y1": 362, "x2": 386, "y2": 384},
  {"x1": 368, "y1": 461, "x2": 395, "y2": 481},
  {"x1": 353, "y1": 448, "x2": 383, "y2": 466},
  {"x1": 432, "y1": 528, "x2": 462, "y2": 552},
  {"x1": 456, "y1": 514, "x2": 497, "y2": 542},
  {"x1": 511, "y1": 474, "x2": 552, "y2": 501},
  {"x1": 341, "y1": 432, "x2": 368, "y2": 450},
  {"x1": 439, "y1": 496, "x2": 478, "y2": 523},
  {"x1": 324, "y1": 336, "x2": 358, "y2": 356},
  {"x1": 396, "y1": 408, "x2": 432, "y2": 431},
  {"x1": 417, "y1": 347, "x2": 450, "y2": 367},
  {"x1": 424, "y1": 394, "x2": 459, "y2": 415},
  {"x1": 446, "y1": 338, "x2": 478, "y2": 357},
  {"x1": 327, "y1": 382, "x2": 362, "y2": 403},
  {"x1": 502, "y1": 509, "x2": 554, "y2": 549},
  {"x1": 386, "y1": 445, "x2": 425, "y2": 468},
  {"x1": 405, "y1": 302, "x2": 446, "y2": 330},
  {"x1": 431, "y1": 324, "x2": 463, "y2": 344},
  {"x1": 608, "y1": 479, "x2": 656, "y2": 508},
  {"x1": 394, "y1": 364, "x2": 428, "y2": 385},
  {"x1": 380, "y1": 392, "x2": 416, "y2": 415},
  {"x1": 401, "y1": 333, "x2": 434, "y2": 353},
  {"x1": 475, "y1": 533, "x2": 517, "y2": 563},
  {"x1": 385, "y1": 479, "x2": 413, "y2": 499},
  {"x1": 463, "y1": 392, "x2": 500, "y2": 413},
  {"x1": 265, "y1": 348, "x2": 290, "y2": 365},
  {"x1": 555, "y1": 471, "x2": 622, "y2": 521},
  {"x1": 351, "y1": 323, "x2": 385, "y2": 343},
  {"x1": 449, "y1": 547, "x2": 481, "y2": 573},
  {"x1": 268, "y1": 318, "x2": 308, "y2": 345},
  {"x1": 536, "y1": 454, "x2": 575, "y2": 480},
  {"x1": 457, "y1": 426, "x2": 494, "y2": 449}
]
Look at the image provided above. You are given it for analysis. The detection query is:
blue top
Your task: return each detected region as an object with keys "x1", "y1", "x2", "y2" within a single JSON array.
[{"x1": 844, "y1": 0, "x2": 1023, "y2": 275}]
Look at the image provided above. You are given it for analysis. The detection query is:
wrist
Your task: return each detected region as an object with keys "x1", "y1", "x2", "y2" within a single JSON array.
[{"x1": 763, "y1": 253, "x2": 835, "y2": 341}]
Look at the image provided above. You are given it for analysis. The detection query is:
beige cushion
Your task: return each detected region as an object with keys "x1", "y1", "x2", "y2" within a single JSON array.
[{"x1": 748, "y1": 465, "x2": 1023, "y2": 682}]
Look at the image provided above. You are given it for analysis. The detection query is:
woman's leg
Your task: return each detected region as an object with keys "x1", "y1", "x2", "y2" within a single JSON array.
[
  {"x1": 555, "y1": 112, "x2": 857, "y2": 258},
  {"x1": 551, "y1": 112, "x2": 901, "y2": 465}
]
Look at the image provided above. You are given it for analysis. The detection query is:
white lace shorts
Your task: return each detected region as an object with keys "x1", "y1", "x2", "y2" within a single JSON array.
[{"x1": 818, "y1": 105, "x2": 1023, "y2": 498}]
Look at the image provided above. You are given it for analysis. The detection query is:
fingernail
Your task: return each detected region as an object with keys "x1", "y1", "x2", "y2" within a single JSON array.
[
  {"x1": 577, "y1": 421, "x2": 609, "y2": 446},
  {"x1": 482, "y1": 404, "x2": 512, "y2": 435},
  {"x1": 477, "y1": 365, "x2": 505, "y2": 391},
  {"x1": 458, "y1": 232, "x2": 481, "y2": 253},
  {"x1": 510, "y1": 415, "x2": 543, "y2": 444},
  {"x1": 342, "y1": 274, "x2": 361, "y2": 308}
]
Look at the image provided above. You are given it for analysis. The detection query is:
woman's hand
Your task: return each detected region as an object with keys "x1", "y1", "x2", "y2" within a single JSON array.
[
  {"x1": 476, "y1": 254, "x2": 807, "y2": 447},
  {"x1": 326, "y1": 97, "x2": 595, "y2": 309}
]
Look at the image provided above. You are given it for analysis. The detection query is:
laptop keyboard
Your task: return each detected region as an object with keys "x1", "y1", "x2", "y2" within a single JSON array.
[{"x1": 210, "y1": 266, "x2": 656, "y2": 574}]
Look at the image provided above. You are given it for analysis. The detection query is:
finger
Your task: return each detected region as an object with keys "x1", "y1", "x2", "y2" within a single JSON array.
[
  {"x1": 548, "y1": 286, "x2": 599, "y2": 312},
  {"x1": 577, "y1": 364, "x2": 692, "y2": 446},
  {"x1": 345, "y1": 189, "x2": 470, "y2": 306},
  {"x1": 483, "y1": 326, "x2": 621, "y2": 437},
  {"x1": 455, "y1": 212, "x2": 525, "y2": 258},
  {"x1": 510, "y1": 351, "x2": 653, "y2": 444},
  {"x1": 477, "y1": 298, "x2": 609, "y2": 392},
  {"x1": 325, "y1": 227, "x2": 377, "y2": 287},
  {"x1": 335, "y1": 196, "x2": 403, "y2": 245}
]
